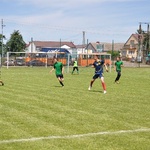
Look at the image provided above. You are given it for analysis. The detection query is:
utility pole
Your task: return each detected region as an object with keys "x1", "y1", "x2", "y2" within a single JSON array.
[
  {"x1": 1, "y1": 19, "x2": 5, "y2": 58},
  {"x1": 112, "y1": 40, "x2": 114, "y2": 66},
  {"x1": 86, "y1": 39, "x2": 88, "y2": 66},
  {"x1": 138, "y1": 23, "x2": 142, "y2": 67},
  {"x1": 139, "y1": 22, "x2": 150, "y2": 59},
  {"x1": 147, "y1": 23, "x2": 150, "y2": 54},
  {"x1": 82, "y1": 31, "x2": 85, "y2": 53},
  {"x1": 31, "y1": 37, "x2": 33, "y2": 53}
]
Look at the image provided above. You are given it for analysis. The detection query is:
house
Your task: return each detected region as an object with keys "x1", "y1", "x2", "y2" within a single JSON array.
[
  {"x1": 121, "y1": 34, "x2": 142, "y2": 60},
  {"x1": 25, "y1": 41, "x2": 77, "y2": 58},
  {"x1": 80, "y1": 42, "x2": 123, "y2": 53},
  {"x1": 102, "y1": 42, "x2": 124, "y2": 52}
]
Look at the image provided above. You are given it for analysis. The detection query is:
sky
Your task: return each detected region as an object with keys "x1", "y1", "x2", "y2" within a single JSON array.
[{"x1": 0, "y1": 0, "x2": 150, "y2": 45}]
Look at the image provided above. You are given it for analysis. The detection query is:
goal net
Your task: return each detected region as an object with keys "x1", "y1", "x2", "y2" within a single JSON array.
[{"x1": 5, "y1": 52, "x2": 71, "y2": 72}]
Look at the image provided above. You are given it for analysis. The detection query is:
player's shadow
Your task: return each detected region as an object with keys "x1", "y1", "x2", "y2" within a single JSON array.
[
  {"x1": 54, "y1": 85, "x2": 63, "y2": 87},
  {"x1": 89, "y1": 90, "x2": 103, "y2": 93},
  {"x1": 71, "y1": 74, "x2": 79, "y2": 75}
]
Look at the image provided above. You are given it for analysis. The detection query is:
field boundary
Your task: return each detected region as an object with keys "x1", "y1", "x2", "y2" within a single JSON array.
[{"x1": 1, "y1": 128, "x2": 150, "y2": 144}]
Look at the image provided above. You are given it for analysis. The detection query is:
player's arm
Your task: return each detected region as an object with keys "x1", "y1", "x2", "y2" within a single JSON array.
[
  {"x1": 114, "y1": 62, "x2": 116, "y2": 71},
  {"x1": 104, "y1": 64, "x2": 108, "y2": 72},
  {"x1": 50, "y1": 67, "x2": 55, "y2": 74},
  {"x1": 91, "y1": 64, "x2": 95, "y2": 68},
  {"x1": 121, "y1": 62, "x2": 124, "y2": 67},
  {"x1": 114, "y1": 66, "x2": 116, "y2": 71},
  {"x1": 62, "y1": 66, "x2": 64, "y2": 74}
]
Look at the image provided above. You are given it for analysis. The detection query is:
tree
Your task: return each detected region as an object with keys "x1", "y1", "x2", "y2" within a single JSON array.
[
  {"x1": 107, "y1": 50, "x2": 120, "y2": 59},
  {"x1": 137, "y1": 29, "x2": 150, "y2": 56},
  {"x1": 143, "y1": 32, "x2": 150, "y2": 52},
  {"x1": 0, "y1": 34, "x2": 6, "y2": 56},
  {"x1": 5, "y1": 30, "x2": 26, "y2": 55}
]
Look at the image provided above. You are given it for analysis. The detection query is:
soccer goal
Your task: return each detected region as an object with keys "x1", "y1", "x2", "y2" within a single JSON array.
[{"x1": 5, "y1": 52, "x2": 71, "y2": 72}]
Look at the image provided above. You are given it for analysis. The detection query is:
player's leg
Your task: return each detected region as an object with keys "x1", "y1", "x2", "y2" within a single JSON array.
[
  {"x1": 76, "y1": 67, "x2": 79, "y2": 74},
  {"x1": 72, "y1": 67, "x2": 75, "y2": 74},
  {"x1": 0, "y1": 80, "x2": 4, "y2": 86},
  {"x1": 100, "y1": 76, "x2": 106, "y2": 94},
  {"x1": 115, "y1": 71, "x2": 121, "y2": 83},
  {"x1": 57, "y1": 75, "x2": 64, "y2": 86},
  {"x1": 88, "y1": 75, "x2": 97, "y2": 90}
]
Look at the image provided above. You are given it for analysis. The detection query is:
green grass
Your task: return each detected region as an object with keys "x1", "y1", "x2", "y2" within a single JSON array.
[{"x1": 0, "y1": 66, "x2": 150, "y2": 150}]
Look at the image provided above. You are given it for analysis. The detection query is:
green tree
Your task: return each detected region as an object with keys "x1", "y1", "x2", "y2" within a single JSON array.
[
  {"x1": 5, "y1": 30, "x2": 26, "y2": 55},
  {"x1": 107, "y1": 50, "x2": 120, "y2": 59}
]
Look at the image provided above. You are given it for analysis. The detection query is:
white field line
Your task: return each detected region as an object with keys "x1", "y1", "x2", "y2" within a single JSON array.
[{"x1": 0, "y1": 128, "x2": 150, "y2": 144}]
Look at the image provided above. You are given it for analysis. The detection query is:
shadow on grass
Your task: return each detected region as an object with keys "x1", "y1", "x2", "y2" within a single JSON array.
[
  {"x1": 89, "y1": 90, "x2": 103, "y2": 93},
  {"x1": 54, "y1": 85, "x2": 64, "y2": 87}
]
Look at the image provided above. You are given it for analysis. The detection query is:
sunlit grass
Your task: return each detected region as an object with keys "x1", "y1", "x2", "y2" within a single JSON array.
[{"x1": 0, "y1": 66, "x2": 150, "y2": 150}]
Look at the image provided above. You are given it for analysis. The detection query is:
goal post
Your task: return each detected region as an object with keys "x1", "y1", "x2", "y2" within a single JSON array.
[{"x1": 5, "y1": 52, "x2": 71, "y2": 72}]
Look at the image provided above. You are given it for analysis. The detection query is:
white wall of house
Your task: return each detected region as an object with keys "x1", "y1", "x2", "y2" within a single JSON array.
[
  {"x1": 77, "y1": 48, "x2": 86, "y2": 54},
  {"x1": 124, "y1": 35, "x2": 139, "y2": 59},
  {"x1": 25, "y1": 43, "x2": 36, "y2": 53}
]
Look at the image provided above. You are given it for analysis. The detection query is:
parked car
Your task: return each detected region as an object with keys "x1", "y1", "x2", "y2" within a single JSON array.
[
  {"x1": 15, "y1": 59, "x2": 25, "y2": 66},
  {"x1": 145, "y1": 54, "x2": 150, "y2": 65},
  {"x1": 3, "y1": 60, "x2": 15, "y2": 66},
  {"x1": 26, "y1": 60, "x2": 45, "y2": 66},
  {"x1": 136, "y1": 56, "x2": 142, "y2": 63},
  {"x1": 130, "y1": 57, "x2": 135, "y2": 63}
]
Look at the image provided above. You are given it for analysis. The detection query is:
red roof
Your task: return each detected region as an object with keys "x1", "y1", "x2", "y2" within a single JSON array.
[{"x1": 29, "y1": 41, "x2": 76, "y2": 48}]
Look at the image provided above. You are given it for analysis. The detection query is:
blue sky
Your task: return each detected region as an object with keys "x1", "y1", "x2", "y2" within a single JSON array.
[{"x1": 0, "y1": 0, "x2": 150, "y2": 44}]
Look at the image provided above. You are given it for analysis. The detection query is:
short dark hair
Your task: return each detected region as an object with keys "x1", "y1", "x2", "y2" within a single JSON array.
[{"x1": 53, "y1": 56, "x2": 58, "y2": 60}]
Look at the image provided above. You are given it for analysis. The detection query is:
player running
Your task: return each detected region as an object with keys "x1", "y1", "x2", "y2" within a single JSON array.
[
  {"x1": 114, "y1": 57, "x2": 123, "y2": 84},
  {"x1": 50, "y1": 57, "x2": 64, "y2": 87},
  {"x1": 72, "y1": 59, "x2": 79, "y2": 74},
  {"x1": 88, "y1": 55, "x2": 108, "y2": 94}
]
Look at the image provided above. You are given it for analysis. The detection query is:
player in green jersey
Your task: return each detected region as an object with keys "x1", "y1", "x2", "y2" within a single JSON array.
[
  {"x1": 50, "y1": 57, "x2": 64, "y2": 86},
  {"x1": 72, "y1": 60, "x2": 79, "y2": 74},
  {"x1": 114, "y1": 57, "x2": 123, "y2": 84}
]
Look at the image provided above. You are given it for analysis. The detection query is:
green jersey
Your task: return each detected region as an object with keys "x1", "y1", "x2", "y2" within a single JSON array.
[
  {"x1": 115, "y1": 61, "x2": 123, "y2": 71},
  {"x1": 54, "y1": 61, "x2": 63, "y2": 75},
  {"x1": 73, "y1": 61, "x2": 78, "y2": 67}
]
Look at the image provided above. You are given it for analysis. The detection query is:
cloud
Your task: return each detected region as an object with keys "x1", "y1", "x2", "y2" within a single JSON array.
[{"x1": 1, "y1": 0, "x2": 149, "y2": 44}]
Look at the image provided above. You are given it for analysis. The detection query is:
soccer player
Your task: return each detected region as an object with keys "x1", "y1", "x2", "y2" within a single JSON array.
[
  {"x1": 0, "y1": 80, "x2": 4, "y2": 86},
  {"x1": 72, "y1": 59, "x2": 79, "y2": 74},
  {"x1": 50, "y1": 57, "x2": 64, "y2": 87},
  {"x1": 114, "y1": 57, "x2": 123, "y2": 83},
  {"x1": 88, "y1": 55, "x2": 108, "y2": 94}
]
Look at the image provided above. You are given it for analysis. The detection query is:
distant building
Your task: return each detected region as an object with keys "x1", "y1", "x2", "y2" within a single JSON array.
[
  {"x1": 76, "y1": 42, "x2": 123, "y2": 53},
  {"x1": 25, "y1": 41, "x2": 77, "y2": 58},
  {"x1": 121, "y1": 33, "x2": 143, "y2": 60}
]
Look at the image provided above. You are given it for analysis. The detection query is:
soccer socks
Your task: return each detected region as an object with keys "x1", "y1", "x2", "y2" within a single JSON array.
[
  {"x1": 90, "y1": 80, "x2": 94, "y2": 87},
  {"x1": 101, "y1": 82, "x2": 106, "y2": 91},
  {"x1": 59, "y1": 81, "x2": 64, "y2": 86}
]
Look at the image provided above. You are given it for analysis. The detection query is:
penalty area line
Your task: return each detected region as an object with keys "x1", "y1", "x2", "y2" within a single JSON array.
[{"x1": 0, "y1": 128, "x2": 150, "y2": 144}]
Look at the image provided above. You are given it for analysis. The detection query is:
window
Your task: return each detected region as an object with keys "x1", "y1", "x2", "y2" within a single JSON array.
[
  {"x1": 129, "y1": 51, "x2": 134, "y2": 54},
  {"x1": 130, "y1": 40, "x2": 135, "y2": 48}
]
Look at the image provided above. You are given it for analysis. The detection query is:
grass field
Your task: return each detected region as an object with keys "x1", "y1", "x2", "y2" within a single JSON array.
[{"x1": 0, "y1": 66, "x2": 150, "y2": 150}]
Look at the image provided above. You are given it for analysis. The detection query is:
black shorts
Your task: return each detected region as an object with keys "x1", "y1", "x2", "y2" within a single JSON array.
[
  {"x1": 56, "y1": 74, "x2": 64, "y2": 79},
  {"x1": 93, "y1": 72, "x2": 103, "y2": 79}
]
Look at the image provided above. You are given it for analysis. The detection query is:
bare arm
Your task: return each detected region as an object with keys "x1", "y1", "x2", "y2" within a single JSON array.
[
  {"x1": 50, "y1": 67, "x2": 55, "y2": 74},
  {"x1": 62, "y1": 66, "x2": 64, "y2": 74},
  {"x1": 114, "y1": 65, "x2": 116, "y2": 71},
  {"x1": 104, "y1": 64, "x2": 108, "y2": 72}
]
